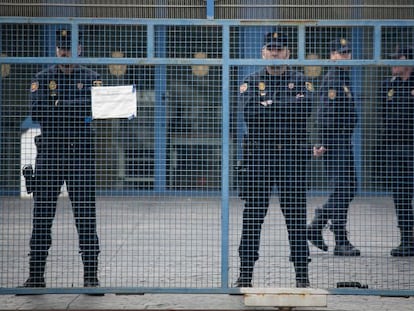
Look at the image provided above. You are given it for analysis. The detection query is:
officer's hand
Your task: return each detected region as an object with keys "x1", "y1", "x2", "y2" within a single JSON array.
[{"x1": 313, "y1": 145, "x2": 327, "y2": 157}]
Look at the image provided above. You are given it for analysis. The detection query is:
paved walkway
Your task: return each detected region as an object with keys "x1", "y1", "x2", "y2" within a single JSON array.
[
  {"x1": 1, "y1": 196, "x2": 414, "y2": 310},
  {"x1": 1, "y1": 292, "x2": 414, "y2": 311}
]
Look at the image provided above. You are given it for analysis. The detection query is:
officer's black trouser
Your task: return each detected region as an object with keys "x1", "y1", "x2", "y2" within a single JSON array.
[
  {"x1": 389, "y1": 147, "x2": 414, "y2": 231},
  {"x1": 29, "y1": 139, "x2": 100, "y2": 269},
  {"x1": 320, "y1": 140, "x2": 356, "y2": 233},
  {"x1": 238, "y1": 145, "x2": 310, "y2": 270}
]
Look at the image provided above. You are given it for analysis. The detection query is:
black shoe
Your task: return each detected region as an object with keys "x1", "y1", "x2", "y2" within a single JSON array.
[
  {"x1": 296, "y1": 279, "x2": 310, "y2": 288},
  {"x1": 84, "y1": 277, "x2": 100, "y2": 287},
  {"x1": 307, "y1": 209, "x2": 329, "y2": 252},
  {"x1": 20, "y1": 277, "x2": 46, "y2": 288},
  {"x1": 295, "y1": 265, "x2": 310, "y2": 288},
  {"x1": 307, "y1": 225, "x2": 328, "y2": 252},
  {"x1": 84, "y1": 277, "x2": 104, "y2": 296},
  {"x1": 334, "y1": 242, "x2": 361, "y2": 256},
  {"x1": 390, "y1": 243, "x2": 414, "y2": 257},
  {"x1": 234, "y1": 277, "x2": 252, "y2": 288},
  {"x1": 16, "y1": 277, "x2": 46, "y2": 295}
]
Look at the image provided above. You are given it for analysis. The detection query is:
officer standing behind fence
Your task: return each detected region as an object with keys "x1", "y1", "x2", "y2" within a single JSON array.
[
  {"x1": 307, "y1": 38, "x2": 360, "y2": 257},
  {"x1": 381, "y1": 45, "x2": 414, "y2": 257},
  {"x1": 21, "y1": 29, "x2": 102, "y2": 289},
  {"x1": 235, "y1": 31, "x2": 313, "y2": 288}
]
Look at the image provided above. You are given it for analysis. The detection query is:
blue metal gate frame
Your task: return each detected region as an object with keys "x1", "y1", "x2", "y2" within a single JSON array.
[{"x1": 1, "y1": 17, "x2": 414, "y2": 296}]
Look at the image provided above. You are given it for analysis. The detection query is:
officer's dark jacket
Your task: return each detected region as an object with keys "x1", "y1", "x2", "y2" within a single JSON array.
[
  {"x1": 31, "y1": 65, "x2": 101, "y2": 140},
  {"x1": 240, "y1": 68, "x2": 313, "y2": 149},
  {"x1": 316, "y1": 67, "x2": 357, "y2": 147},
  {"x1": 381, "y1": 71, "x2": 414, "y2": 148}
]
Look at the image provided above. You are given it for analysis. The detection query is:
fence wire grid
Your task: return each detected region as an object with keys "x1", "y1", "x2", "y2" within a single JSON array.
[{"x1": 1, "y1": 19, "x2": 414, "y2": 296}]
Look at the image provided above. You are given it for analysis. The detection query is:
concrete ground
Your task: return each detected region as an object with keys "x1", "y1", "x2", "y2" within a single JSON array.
[
  {"x1": 1, "y1": 195, "x2": 414, "y2": 310},
  {"x1": 1, "y1": 292, "x2": 414, "y2": 311}
]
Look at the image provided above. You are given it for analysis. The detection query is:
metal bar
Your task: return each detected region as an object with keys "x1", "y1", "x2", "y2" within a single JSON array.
[
  {"x1": 297, "y1": 24, "x2": 306, "y2": 62},
  {"x1": 1, "y1": 17, "x2": 414, "y2": 27},
  {"x1": 2, "y1": 57, "x2": 414, "y2": 67},
  {"x1": 206, "y1": 0, "x2": 215, "y2": 20},
  {"x1": 2, "y1": 2, "x2": 413, "y2": 9},
  {"x1": 153, "y1": 25, "x2": 167, "y2": 192},
  {"x1": 220, "y1": 24, "x2": 230, "y2": 289}
]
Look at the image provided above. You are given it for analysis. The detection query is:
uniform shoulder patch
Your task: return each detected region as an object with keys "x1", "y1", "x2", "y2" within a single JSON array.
[
  {"x1": 343, "y1": 85, "x2": 352, "y2": 99},
  {"x1": 31, "y1": 81, "x2": 39, "y2": 92},
  {"x1": 387, "y1": 89, "x2": 394, "y2": 100},
  {"x1": 258, "y1": 82, "x2": 266, "y2": 91},
  {"x1": 49, "y1": 80, "x2": 57, "y2": 90},
  {"x1": 239, "y1": 83, "x2": 248, "y2": 93},
  {"x1": 328, "y1": 89, "x2": 336, "y2": 100},
  {"x1": 305, "y1": 82, "x2": 314, "y2": 92}
]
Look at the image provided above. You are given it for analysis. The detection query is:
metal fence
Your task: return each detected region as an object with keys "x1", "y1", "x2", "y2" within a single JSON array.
[
  {"x1": 1, "y1": 1, "x2": 414, "y2": 19},
  {"x1": 1, "y1": 17, "x2": 414, "y2": 296}
]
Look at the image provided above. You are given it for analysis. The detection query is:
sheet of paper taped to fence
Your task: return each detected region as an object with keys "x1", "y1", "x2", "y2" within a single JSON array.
[{"x1": 92, "y1": 85, "x2": 137, "y2": 119}]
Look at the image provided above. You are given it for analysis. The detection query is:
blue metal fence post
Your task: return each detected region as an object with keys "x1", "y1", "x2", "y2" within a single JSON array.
[
  {"x1": 351, "y1": 28, "x2": 363, "y2": 194},
  {"x1": 206, "y1": 0, "x2": 214, "y2": 20},
  {"x1": 153, "y1": 24, "x2": 168, "y2": 192},
  {"x1": 221, "y1": 24, "x2": 230, "y2": 288},
  {"x1": 352, "y1": 1, "x2": 363, "y2": 193},
  {"x1": 0, "y1": 26, "x2": 2, "y2": 173}
]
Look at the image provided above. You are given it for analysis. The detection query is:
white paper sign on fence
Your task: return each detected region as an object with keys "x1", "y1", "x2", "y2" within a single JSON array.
[{"x1": 92, "y1": 85, "x2": 137, "y2": 119}]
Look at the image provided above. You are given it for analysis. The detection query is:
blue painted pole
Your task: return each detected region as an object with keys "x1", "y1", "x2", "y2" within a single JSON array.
[
  {"x1": 352, "y1": 0, "x2": 363, "y2": 194},
  {"x1": 153, "y1": 24, "x2": 167, "y2": 192},
  {"x1": 206, "y1": 0, "x2": 214, "y2": 20},
  {"x1": 221, "y1": 24, "x2": 230, "y2": 288}
]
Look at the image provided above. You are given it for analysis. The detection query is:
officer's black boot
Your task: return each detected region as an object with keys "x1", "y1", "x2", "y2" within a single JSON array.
[
  {"x1": 333, "y1": 228, "x2": 360, "y2": 256},
  {"x1": 20, "y1": 256, "x2": 46, "y2": 288},
  {"x1": 294, "y1": 262, "x2": 310, "y2": 288},
  {"x1": 391, "y1": 227, "x2": 414, "y2": 257},
  {"x1": 84, "y1": 268, "x2": 99, "y2": 288},
  {"x1": 307, "y1": 208, "x2": 329, "y2": 251},
  {"x1": 82, "y1": 253, "x2": 100, "y2": 286},
  {"x1": 234, "y1": 264, "x2": 253, "y2": 288}
]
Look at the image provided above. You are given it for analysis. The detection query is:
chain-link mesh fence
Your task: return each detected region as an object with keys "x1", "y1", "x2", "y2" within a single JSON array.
[{"x1": 1, "y1": 19, "x2": 414, "y2": 295}]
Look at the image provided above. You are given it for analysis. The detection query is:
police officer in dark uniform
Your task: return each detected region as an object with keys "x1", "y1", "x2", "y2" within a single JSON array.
[
  {"x1": 21, "y1": 29, "x2": 102, "y2": 288},
  {"x1": 381, "y1": 45, "x2": 414, "y2": 257},
  {"x1": 235, "y1": 31, "x2": 313, "y2": 288},
  {"x1": 307, "y1": 38, "x2": 360, "y2": 256}
]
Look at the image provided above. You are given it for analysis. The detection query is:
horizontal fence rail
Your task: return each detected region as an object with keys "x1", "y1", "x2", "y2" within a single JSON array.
[{"x1": 1, "y1": 0, "x2": 414, "y2": 19}]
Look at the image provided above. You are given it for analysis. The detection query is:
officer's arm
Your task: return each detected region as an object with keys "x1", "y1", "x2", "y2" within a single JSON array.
[
  {"x1": 379, "y1": 80, "x2": 392, "y2": 150},
  {"x1": 316, "y1": 71, "x2": 338, "y2": 150},
  {"x1": 300, "y1": 77, "x2": 324, "y2": 156},
  {"x1": 30, "y1": 78, "x2": 49, "y2": 124},
  {"x1": 240, "y1": 78, "x2": 259, "y2": 128}
]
